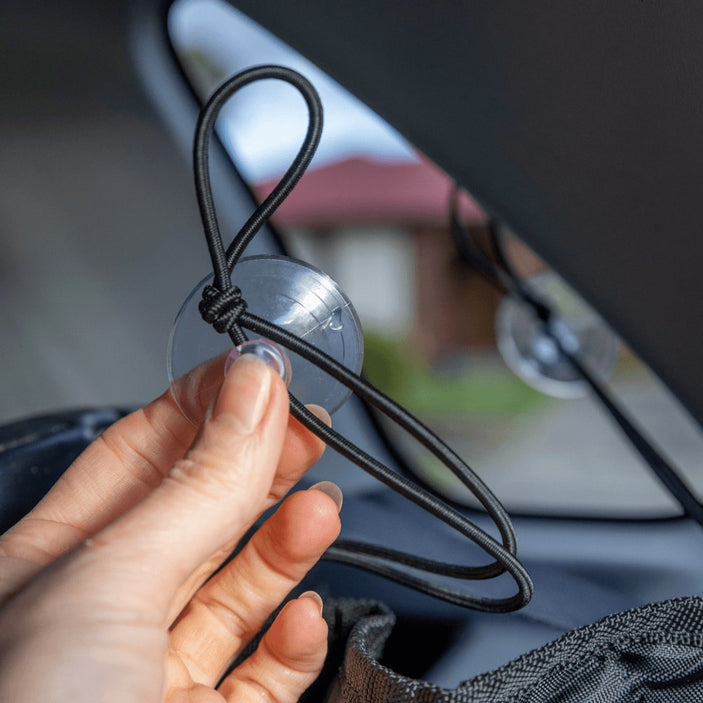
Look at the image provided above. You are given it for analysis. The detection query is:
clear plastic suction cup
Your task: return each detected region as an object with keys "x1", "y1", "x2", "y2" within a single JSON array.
[
  {"x1": 168, "y1": 255, "x2": 364, "y2": 423},
  {"x1": 496, "y1": 271, "x2": 620, "y2": 398}
]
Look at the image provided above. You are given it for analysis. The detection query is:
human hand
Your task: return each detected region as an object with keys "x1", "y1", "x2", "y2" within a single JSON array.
[{"x1": 0, "y1": 350, "x2": 342, "y2": 702}]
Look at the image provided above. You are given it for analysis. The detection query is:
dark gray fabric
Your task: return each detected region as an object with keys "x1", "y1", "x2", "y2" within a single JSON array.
[
  {"x1": 324, "y1": 596, "x2": 703, "y2": 702},
  {"x1": 0, "y1": 408, "x2": 129, "y2": 532}
]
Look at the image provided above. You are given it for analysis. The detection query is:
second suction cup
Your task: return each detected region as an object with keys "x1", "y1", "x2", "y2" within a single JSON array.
[{"x1": 495, "y1": 271, "x2": 620, "y2": 398}]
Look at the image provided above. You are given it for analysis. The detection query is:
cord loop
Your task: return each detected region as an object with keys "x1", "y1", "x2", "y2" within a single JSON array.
[{"x1": 190, "y1": 65, "x2": 534, "y2": 612}]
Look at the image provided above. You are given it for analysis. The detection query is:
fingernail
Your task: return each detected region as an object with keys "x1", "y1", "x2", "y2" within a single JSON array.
[
  {"x1": 216, "y1": 354, "x2": 272, "y2": 433},
  {"x1": 305, "y1": 404, "x2": 332, "y2": 427},
  {"x1": 299, "y1": 590, "x2": 324, "y2": 615},
  {"x1": 309, "y1": 480, "x2": 343, "y2": 513},
  {"x1": 225, "y1": 340, "x2": 291, "y2": 387}
]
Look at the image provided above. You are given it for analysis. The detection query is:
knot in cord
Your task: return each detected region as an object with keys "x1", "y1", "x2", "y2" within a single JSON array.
[{"x1": 199, "y1": 284, "x2": 247, "y2": 334}]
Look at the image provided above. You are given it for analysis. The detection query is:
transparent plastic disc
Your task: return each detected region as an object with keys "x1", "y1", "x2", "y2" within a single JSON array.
[
  {"x1": 168, "y1": 255, "x2": 364, "y2": 422},
  {"x1": 496, "y1": 271, "x2": 621, "y2": 398}
]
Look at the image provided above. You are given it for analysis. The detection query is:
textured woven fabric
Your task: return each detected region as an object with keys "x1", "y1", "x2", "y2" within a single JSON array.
[{"x1": 323, "y1": 597, "x2": 703, "y2": 702}]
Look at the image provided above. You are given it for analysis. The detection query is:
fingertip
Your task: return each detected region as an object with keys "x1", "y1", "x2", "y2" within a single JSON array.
[
  {"x1": 272, "y1": 593, "x2": 328, "y2": 657},
  {"x1": 212, "y1": 353, "x2": 291, "y2": 440},
  {"x1": 308, "y1": 481, "x2": 343, "y2": 513},
  {"x1": 298, "y1": 590, "x2": 324, "y2": 615},
  {"x1": 305, "y1": 404, "x2": 332, "y2": 427},
  {"x1": 218, "y1": 594, "x2": 328, "y2": 701},
  {"x1": 225, "y1": 340, "x2": 292, "y2": 387}
]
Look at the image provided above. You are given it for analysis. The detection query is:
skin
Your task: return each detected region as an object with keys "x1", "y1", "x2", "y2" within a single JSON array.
[{"x1": 0, "y1": 352, "x2": 342, "y2": 702}]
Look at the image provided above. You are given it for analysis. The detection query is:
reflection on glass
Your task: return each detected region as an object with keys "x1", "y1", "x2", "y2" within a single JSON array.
[{"x1": 169, "y1": 0, "x2": 703, "y2": 518}]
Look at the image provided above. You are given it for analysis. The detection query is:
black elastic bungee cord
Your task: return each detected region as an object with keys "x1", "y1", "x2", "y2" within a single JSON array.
[
  {"x1": 191, "y1": 65, "x2": 533, "y2": 613},
  {"x1": 194, "y1": 65, "x2": 324, "y2": 345},
  {"x1": 449, "y1": 191, "x2": 550, "y2": 322},
  {"x1": 450, "y1": 189, "x2": 703, "y2": 528}
]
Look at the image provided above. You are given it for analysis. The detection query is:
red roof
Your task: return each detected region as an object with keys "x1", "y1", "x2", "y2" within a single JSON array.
[{"x1": 253, "y1": 156, "x2": 485, "y2": 228}]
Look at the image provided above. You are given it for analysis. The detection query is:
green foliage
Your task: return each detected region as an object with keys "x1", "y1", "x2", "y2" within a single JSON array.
[{"x1": 362, "y1": 329, "x2": 546, "y2": 419}]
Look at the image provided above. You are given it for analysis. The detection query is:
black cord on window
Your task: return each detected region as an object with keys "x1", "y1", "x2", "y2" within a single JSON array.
[
  {"x1": 450, "y1": 188, "x2": 703, "y2": 528},
  {"x1": 191, "y1": 65, "x2": 533, "y2": 613}
]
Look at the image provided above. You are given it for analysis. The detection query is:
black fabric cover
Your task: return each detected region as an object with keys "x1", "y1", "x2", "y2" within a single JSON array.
[{"x1": 322, "y1": 597, "x2": 703, "y2": 702}]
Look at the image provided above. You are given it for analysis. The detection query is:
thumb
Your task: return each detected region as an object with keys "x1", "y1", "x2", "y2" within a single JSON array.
[{"x1": 79, "y1": 354, "x2": 291, "y2": 618}]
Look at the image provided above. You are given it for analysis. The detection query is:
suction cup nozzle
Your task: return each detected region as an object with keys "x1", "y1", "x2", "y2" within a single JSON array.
[{"x1": 168, "y1": 255, "x2": 364, "y2": 423}]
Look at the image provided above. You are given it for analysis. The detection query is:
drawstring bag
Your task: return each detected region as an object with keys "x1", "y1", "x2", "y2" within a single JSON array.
[{"x1": 309, "y1": 596, "x2": 703, "y2": 702}]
